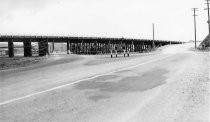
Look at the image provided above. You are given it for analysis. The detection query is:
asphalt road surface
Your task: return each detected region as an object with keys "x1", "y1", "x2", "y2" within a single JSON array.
[{"x1": 0, "y1": 43, "x2": 209, "y2": 122}]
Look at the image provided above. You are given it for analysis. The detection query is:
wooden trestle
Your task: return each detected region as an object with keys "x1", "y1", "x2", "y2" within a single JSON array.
[{"x1": 0, "y1": 35, "x2": 182, "y2": 57}]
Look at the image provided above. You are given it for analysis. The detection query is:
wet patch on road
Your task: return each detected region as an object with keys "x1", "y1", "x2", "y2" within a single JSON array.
[
  {"x1": 169, "y1": 54, "x2": 188, "y2": 62},
  {"x1": 74, "y1": 68, "x2": 168, "y2": 101},
  {"x1": 89, "y1": 95, "x2": 111, "y2": 102},
  {"x1": 84, "y1": 60, "x2": 102, "y2": 66},
  {"x1": 92, "y1": 75, "x2": 119, "y2": 82}
]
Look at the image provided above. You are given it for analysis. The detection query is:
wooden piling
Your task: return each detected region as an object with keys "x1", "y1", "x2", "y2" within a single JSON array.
[
  {"x1": 38, "y1": 39, "x2": 48, "y2": 56},
  {"x1": 23, "y1": 39, "x2": 32, "y2": 57},
  {"x1": 67, "y1": 40, "x2": 70, "y2": 54},
  {"x1": 8, "y1": 39, "x2": 14, "y2": 57}
]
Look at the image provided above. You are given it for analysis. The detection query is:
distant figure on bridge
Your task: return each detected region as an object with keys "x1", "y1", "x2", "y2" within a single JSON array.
[
  {"x1": 115, "y1": 46, "x2": 118, "y2": 58},
  {"x1": 127, "y1": 49, "x2": 130, "y2": 57},
  {"x1": 110, "y1": 50, "x2": 113, "y2": 58}
]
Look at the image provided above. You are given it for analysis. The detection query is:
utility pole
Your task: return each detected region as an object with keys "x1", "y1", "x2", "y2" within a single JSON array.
[
  {"x1": 205, "y1": 0, "x2": 210, "y2": 34},
  {"x1": 192, "y1": 8, "x2": 198, "y2": 49},
  {"x1": 152, "y1": 23, "x2": 155, "y2": 48}
]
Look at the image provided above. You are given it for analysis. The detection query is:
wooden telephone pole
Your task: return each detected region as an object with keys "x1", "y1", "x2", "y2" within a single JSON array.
[
  {"x1": 205, "y1": 0, "x2": 210, "y2": 34},
  {"x1": 152, "y1": 23, "x2": 155, "y2": 48},
  {"x1": 192, "y1": 8, "x2": 198, "y2": 49}
]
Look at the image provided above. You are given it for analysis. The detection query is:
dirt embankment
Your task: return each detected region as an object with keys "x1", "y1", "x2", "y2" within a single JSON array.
[
  {"x1": 0, "y1": 50, "x2": 158, "y2": 71},
  {"x1": 0, "y1": 54, "x2": 85, "y2": 71},
  {"x1": 0, "y1": 57, "x2": 47, "y2": 70}
]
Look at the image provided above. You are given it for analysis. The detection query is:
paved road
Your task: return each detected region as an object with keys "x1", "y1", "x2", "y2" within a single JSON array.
[{"x1": 0, "y1": 43, "x2": 209, "y2": 122}]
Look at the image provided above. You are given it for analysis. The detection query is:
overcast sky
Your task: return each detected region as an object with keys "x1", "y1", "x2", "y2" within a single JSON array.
[{"x1": 0, "y1": 0, "x2": 208, "y2": 41}]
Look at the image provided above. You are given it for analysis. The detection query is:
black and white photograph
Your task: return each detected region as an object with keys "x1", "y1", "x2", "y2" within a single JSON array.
[{"x1": 0, "y1": 0, "x2": 209, "y2": 122}]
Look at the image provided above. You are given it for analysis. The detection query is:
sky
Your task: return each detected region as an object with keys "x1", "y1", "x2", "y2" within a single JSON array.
[{"x1": 0, "y1": 0, "x2": 208, "y2": 42}]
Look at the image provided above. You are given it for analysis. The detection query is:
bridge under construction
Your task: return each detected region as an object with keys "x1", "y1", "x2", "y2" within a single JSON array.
[{"x1": 0, "y1": 35, "x2": 182, "y2": 57}]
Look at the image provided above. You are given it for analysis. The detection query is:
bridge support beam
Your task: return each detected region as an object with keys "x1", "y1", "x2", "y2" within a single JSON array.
[
  {"x1": 67, "y1": 40, "x2": 70, "y2": 54},
  {"x1": 23, "y1": 39, "x2": 32, "y2": 57},
  {"x1": 70, "y1": 42, "x2": 72, "y2": 53},
  {"x1": 76, "y1": 43, "x2": 78, "y2": 54},
  {"x1": 8, "y1": 39, "x2": 14, "y2": 57},
  {"x1": 38, "y1": 40, "x2": 48, "y2": 56},
  {"x1": 52, "y1": 40, "x2": 55, "y2": 53},
  {"x1": 132, "y1": 41, "x2": 134, "y2": 52},
  {"x1": 137, "y1": 43, "x2": 140, "y2": 52},
  {"x1": 94, "y1": 42, "x2": 97, "y2": 54},
  {"x1": 138, "y1": 43, "x2": 141, "y2": 52}
]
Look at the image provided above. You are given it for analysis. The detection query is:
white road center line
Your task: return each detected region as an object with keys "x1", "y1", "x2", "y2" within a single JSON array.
[{"x1": 0, "y1": 55, "x2": 171, "y2": 106}]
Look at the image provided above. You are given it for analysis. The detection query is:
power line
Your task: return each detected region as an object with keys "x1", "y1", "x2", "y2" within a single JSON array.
[
  {"x1": 192, "y1": 8, "x2": 198, "y2": 49},
  {"x1": 204, "y1": 0, "x2": 210, "y2": 34}
]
